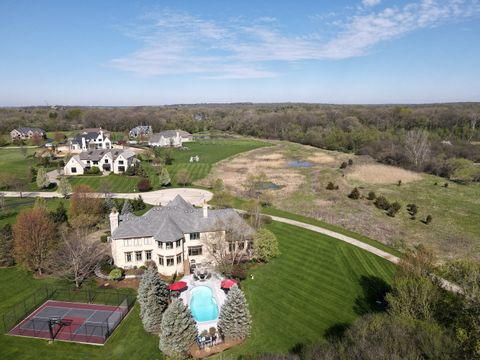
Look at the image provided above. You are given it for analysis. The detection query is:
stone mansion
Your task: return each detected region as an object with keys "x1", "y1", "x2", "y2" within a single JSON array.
[{"x1": 109, "y1": 195, "x2": 254, "y2": 276}]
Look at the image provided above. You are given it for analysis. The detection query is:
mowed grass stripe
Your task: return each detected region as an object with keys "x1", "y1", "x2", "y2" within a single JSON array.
[{"x1": 230, "y1": 221, "x2": 397, "y2": 356}]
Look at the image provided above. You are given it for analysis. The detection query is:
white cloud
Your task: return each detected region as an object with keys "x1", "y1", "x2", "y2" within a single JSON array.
[
  {"x1": 110, "y1": 1, "x2": 480, "y2": 79},
  {"x1": 362, "y1": 0, "x2": 382, "y2": 7}
]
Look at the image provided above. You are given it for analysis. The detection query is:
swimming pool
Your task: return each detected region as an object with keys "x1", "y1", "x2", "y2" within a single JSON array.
[{"x1": 189, "y1": 286, "x2": 219, "y2": 322}]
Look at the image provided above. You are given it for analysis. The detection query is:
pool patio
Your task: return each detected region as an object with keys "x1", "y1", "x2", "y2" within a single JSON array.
[{"x1": 179, "y1": 274, "x2": 227, "y2": 333}]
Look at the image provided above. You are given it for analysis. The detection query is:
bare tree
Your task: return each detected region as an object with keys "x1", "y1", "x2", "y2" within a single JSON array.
[
  {"x1": 404, "y1": 130, "x2": 431, "y2": 170},
  {"x1": 468, "y1": 112, "x2": 479, "y2": 142},
  {"x1": 202, "y1": 217, "x2": 253, "y2": 274},
  {"x1": 56, "y1": 225, "x2": 107, "y2": 288}
]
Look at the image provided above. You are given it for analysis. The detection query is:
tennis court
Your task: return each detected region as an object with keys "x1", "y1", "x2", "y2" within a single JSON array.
[{"x1": 9, "y1": 300, "x2": 128, "y2": 345}]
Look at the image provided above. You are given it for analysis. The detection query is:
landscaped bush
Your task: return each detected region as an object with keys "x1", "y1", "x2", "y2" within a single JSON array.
[
  {"x1": 374, "y1": 195, "x2": 390, "y2": 210},
  {"x1": 348, "y1": 187, "x2": 360, "y2": 200},
  {"x1": 99, "y1": 255, "x2": 114, "y2": 275},
  {"x1": 84, "y1": 167, "x2": 101, "y2": 175},
  {"x1": 137, "y1": 178, "x2": 152, "y2": 192},
  {"x1": 100, "y1": 233, "x2": 109, "y2": 243},
  {"x1": 109, "y1": 267, "x2": 124, "y2": 281},
  {"x1": 131, "y1": 195, "x2": 146, "y2": 211}
]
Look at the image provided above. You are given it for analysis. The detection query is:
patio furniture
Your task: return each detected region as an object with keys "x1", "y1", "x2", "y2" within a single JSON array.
[{"x1": 168, "y1": 281, "x2": 187, "y2": 291}]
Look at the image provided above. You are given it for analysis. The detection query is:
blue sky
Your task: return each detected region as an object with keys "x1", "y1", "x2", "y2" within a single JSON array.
[{"x1": 0, "y1": 0, "x2": 479, "y2": 105}]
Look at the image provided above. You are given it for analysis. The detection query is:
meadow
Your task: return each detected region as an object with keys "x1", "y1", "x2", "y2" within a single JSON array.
[{"x1": 0, "y1": 221, "x2": 396, "y2": 359}]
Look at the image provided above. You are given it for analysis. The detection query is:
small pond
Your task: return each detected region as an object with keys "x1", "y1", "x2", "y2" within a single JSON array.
[
  {"x1": 255, "y1": 181, "x2": 284, "y2": 190},
  {"x1": 288, "y1": 160, "x2": 313, "y2": 168}
]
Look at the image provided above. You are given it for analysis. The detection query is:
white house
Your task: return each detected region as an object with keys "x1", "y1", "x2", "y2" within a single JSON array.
[
  {"x1": 64, "y1": 149, "x2": 137, "y2": 175},
  {"x1": 69, "y1": 129, "x2": 111, "y2": 151},
  {"x1": 10, "y1": 127, "x2": 46, "y2": 141},
  {"x1": 109, "y1": 195, "x2": 254, "y2": 276},
  {"x1": 148, "y1": 130, "x2": 193, "y2": 147}
]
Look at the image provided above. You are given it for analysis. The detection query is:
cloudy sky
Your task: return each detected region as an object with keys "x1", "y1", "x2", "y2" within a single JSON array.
[{"x1": 1, "y1": 0, "x2": 479, "y2": 105}]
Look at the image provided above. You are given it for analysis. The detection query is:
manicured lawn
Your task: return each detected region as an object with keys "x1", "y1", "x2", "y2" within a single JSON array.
[
  {"x1": 68, "y1": 175, "x2": 141, "y2": 193},
  {"x1": 0, "y1": 268, "x2": 161, "y2": 360},
  {"x1": 0, "y1": 148, "x2": 36, "y2": 180},
  {"x1": 227, "y1": 221, "x2": 397, "y2": 356},
  {"x1": 0, "y1": 198, "x2": 67, "y2": 228}
]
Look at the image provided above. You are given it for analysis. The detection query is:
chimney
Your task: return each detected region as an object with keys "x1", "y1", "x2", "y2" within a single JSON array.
[
  {"x1": 109, "y1": 208, "x2": 119, "y2": 233},
  {"x1": 203, "y1": 201, "x2": 208, "y2": 218},
  {"x1": 81, "y1": 136, "x2": 86, "y2": 149}
]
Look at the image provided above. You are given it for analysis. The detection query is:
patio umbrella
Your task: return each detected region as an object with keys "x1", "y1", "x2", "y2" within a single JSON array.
[
  {"x1": 168, "y1": 281, "x2": 187, "y2": 291},
  {"x1": 220, "y1": 279, "x2": 239, "y2": 289}
]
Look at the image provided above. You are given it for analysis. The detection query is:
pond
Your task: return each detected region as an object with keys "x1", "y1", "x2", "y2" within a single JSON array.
[
  {"x1": 288, "y1": 160, "x2": 313, "y2": 168},
  {"x1": 255, "y1": 181, "x2": 284, "y2": 190}
]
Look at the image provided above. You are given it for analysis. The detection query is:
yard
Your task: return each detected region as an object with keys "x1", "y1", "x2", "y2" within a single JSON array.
[
  {"x1": 68, "y1": 138, "x2": 269, "y2": 192},
  {"x1": 0, "y1": 221, "x2": 396, "y2": 359}
]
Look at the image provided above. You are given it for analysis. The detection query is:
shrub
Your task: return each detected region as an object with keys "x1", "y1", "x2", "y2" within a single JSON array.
[
  {"x1": 444, "y1": 183, "x2": 449, "y2": 188},
  {"x1": 131, "y1": 196, "x2": 146, "y2": 211},
  {"x1": 231, "y1": 263, "x2": 248, "y2": 280},
  {"x1": 348, "y1": 187, "x2": 360, "y2": 200},
  {"x1": 100, "y1": 234, "x2": 108, "y2": 243},
  {"x1": 109, "y1": 268, "x2": 124, "y2": 281},
  {"x1": 340, "y1": 161, "x2": 348, "y2": 169},
  {"x1": 326, "y1": 182, "x2": 336, "y2": 190},
  {"x1": 137, "y1": 178, "x2": 152, "y2": 192},
  {"x1": 100, "y1": 256, "x2": 114, "y2": 275},
  {"x1": 374, "y1": 195, "x2": 390, "y2": 210},
  {"x1": 407, "y1": 203, "x2": 418, "y2": 219},
  {"x1": 425, "y1": 215, "x2": 433, "y2": 224},
  {"x1": 348, "y1": 159, "x2": 353, "y2": 166},
  {"x1": 387, "y1": 202, "x2": 401, "y2": 217},
  {"x1": 367, "y1": 191, "x2": 376, "y2": 200},
  {"x1": 85, "y1": 167, "x2": 101, "y2": 175}
]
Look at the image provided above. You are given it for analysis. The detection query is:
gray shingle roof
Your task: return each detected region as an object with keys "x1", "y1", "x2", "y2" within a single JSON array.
[
  {"x1": 15, "y1": 127, "x2": 46, "y2": 135},
  {"x1": 78, "y1": 149, "x2": 134, "y2": 162},
  {"x1": 112, "y1": 195, "x2": 252, "y2": 242}
]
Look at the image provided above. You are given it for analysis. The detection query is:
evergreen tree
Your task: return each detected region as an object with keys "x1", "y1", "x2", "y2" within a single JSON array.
[
  {"x1": 159, "y1": 167, "x2": 171, "y2": 186},
  {"x1": 36, "y1": 167, "x2": 49, "y2": 189},
  {"x1": 0, "y1": 224, "x2": 14, "y2": 267},
  {"x1": 159, "y1": 299, "x2": 198, "y2": 360},
  {"x1": 121, "y1": 200, "x2": 133, "y2": 215},
  {"x1": 58, "y1": 176, "x2": 72, "y2": 198},
  {"x1": 104, "y1": 197, "x2": 115, "y2": 213},
  {"x1": 218, "y1": 285, "x2": 251, "y2": 340},
  {"x1": 138, "y1": 266, "x2": 170, "y2": 333}
]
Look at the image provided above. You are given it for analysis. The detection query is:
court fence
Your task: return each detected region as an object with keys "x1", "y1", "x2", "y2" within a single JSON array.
[{"x1": 2, "y1": 285, "x2": 136, "y2": 342}]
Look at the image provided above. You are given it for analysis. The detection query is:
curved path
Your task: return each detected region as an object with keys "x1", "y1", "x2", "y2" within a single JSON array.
[{"x1": 1, "y1": 187, "x2": 213, "y2": 206}]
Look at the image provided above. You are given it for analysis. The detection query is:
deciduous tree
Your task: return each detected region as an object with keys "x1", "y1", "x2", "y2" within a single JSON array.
[
  {"x1": 36, "y1": 167, "x2": 49, "y2": 189},
  {"x1": 58, "y1": 176, "x2": 72, "y2": 198},
  {"x1": 159, "y1": 167, "x2": 171, "y2": 186},
  {"x1": 253, "y1": 228, "x2": 279, "y2": 263}
]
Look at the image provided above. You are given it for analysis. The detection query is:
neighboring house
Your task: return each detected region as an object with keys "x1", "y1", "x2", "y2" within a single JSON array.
[
  {"x1": 70, "y1": 129, "x2": 111, "y2": 151},
  {"x1": 148, "y1": 130, "x2": 193, "y2": 147},
  {"x1": 10, "y1": 127, "x2": 46, "y2": 140},
  {"x1": 109, "y1": 195, "x2": 254, "y2": 276},
  {"x1": 129, "y1": 125, "x2": 152, "y2": 138},
  {"x1": 64, "y1": 149, "x2": 137, "y2": 175}
]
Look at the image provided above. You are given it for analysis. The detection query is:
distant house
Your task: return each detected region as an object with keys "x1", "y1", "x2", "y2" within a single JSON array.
[
  {"x1": 64, "y1": 149, "x2": 138, "y2": 175},
  {"x1": 69, "y1": 129, "x2": 111, "y2": 151},
  {"x1": 129, "y1": 125, "x2": 152, "y2": 138},
  {"x1": 10, "y1": 127, "x2": 46, "y2": 141},
  {"x1": 148, "y1": 130, "x2": 193, "y2": 147}
]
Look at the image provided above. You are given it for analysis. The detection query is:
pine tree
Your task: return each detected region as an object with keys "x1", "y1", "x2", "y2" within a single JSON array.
[
  {"x1": 58, "y1": 176, "x2": 72, "y2": 198},
  {"x1": 159, "y1": 167, "x2": 171, "y2": 186},
  {"x1": 138, "y1": 266, "x2": 170, "y2": 333},
  {"x1": 104, "y1": 197, "x2": 115, "y2": 213},
  {"x1": 36, "y1": 167, "x2": 49, "y2": 189},
  {"x1": 121, "y1": 200, "x2": 133, "y2": 215},
  {"x1": 159, "y1": 299, "x2": 198, "y2": 360},
  {"x1": 218, "y1": 285, "x2": 251, "y2": 340}
]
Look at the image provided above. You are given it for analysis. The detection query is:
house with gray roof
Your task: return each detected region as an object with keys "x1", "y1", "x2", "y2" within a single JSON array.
[
  {"x1": 148, "y1": 129, "x2": 193, "y2": 147},
  {"x1": 129, "y1": 125, "x2": 152, "y2": 138},
  {"x1": 64, "y1": 149, "x2": 138, "y2": 175},
  {"x1": 109, "y1": 195, "x2": 254, "y2": 276},
  {"x1": 69, "y1": 129, "x2": 111, "y2": 151},
  {"x1": 10, "y1": 127, "x2": 46, "y2": 141}
]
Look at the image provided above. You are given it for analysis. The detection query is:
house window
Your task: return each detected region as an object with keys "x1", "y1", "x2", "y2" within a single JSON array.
[
  {"x1": 105, "y1": 159, "x2": 108, "y2": 163},
  {"x1": 93, "y1": 161, "x2": 98, "y2": 165},
  {"x1": 188, "y1": 246, "x2": 202, "y2": 256},
  {"x1": 176, "y1": 254, "x2": 182, "y2": 264},
  {"x1": 229, "y1": 242, "x2": 235, "y2": 253},
  {"x1": 125, "y1": 252, "x2": 132, "y2": 262},
  {"x1": 135, "y1": 251, "x2": 142, "y2": 261},
  {"x1": 190, "y1": 232, "x2": 200, "y2": 240},
  {"x1": 176, "y1": 240, "x2": 182, "y2": 248},
  {"x1": 158, "y1": 256, "x2": 164, "y2": 266},
  {"x1": 118, "y1": 160, "x2": 124, "y2": 165},
  {"x1": 166, "y1": 257, "x2": 174, "y2": 266},
  {"x1": 145, "y1": 250, "x2": 152, "y2": 260},
  {"x1": 157, "y1": 241, "x2": 163, "y2": 249},
  {"x1": 166, "y1": 242, "x2": 173, "y2": 250},
  {"x1": 71, "y1": 167, "x2": 77, "y2": 173}
]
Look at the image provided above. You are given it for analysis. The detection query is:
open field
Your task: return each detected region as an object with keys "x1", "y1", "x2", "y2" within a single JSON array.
[
  {"x1": 204, "y1": 141, "x2": 480, "y2": 259},
  {"x1": 0, "y1": 198, "x2": 67, "y2": 228},
  {"x1": 0, "y1": 220, "x2": 395, "y2": 358},
  {"x1": 0, "y1": 148, "x2": 36, "y2": 180},
  {"x1": 68, "y1": 138, "x2": 269, "y2": 191}
]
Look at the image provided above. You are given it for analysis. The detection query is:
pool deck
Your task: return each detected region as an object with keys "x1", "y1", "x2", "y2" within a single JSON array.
[{"x1": 180, "y1": 274, "x2": 227, "y2": 333}]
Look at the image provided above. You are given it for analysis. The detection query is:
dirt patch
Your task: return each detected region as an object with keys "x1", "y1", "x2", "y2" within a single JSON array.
[
  {"x1": 96, "y1": 278, "x2": 140, "y2": 289},
  {"x1": 347, "y1": 164, "x2": 422, "y2": 184}
]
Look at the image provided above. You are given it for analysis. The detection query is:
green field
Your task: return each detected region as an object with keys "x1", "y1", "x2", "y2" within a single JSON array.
[
  {"x1": 68, "y1": 139, "x2": 269, "y2": 192},
  {"x1": 0, "y1": 148, "x2": 36, "y2": 180},
  {"x1": 0, "y1": 198, "x2": 67, "y2": 228},
  {"x1": 0, "y1": 221, "x2": 396, "y2": 359}
]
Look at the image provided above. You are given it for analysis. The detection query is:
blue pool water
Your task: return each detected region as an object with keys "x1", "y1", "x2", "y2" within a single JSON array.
[
  {"x1": 288, "y1": 160, "x2": 313, "y2": 168},
  {"x1": 189, "y1": 286, "x2": 219, "y2": 322}
]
